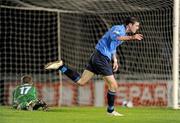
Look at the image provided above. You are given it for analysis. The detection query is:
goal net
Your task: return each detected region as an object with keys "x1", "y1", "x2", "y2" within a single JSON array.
[
  {"x1": 0, "y1": 0, "x2": 179, "y2": 107},
  {"x1": 0, "y1": 6, "x2": 60, "y2": 105}
]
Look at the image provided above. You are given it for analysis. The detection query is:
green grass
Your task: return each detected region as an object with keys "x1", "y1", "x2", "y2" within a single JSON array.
[{"x1": 1, "y1": 106, "x2": 180, "y2": 123}]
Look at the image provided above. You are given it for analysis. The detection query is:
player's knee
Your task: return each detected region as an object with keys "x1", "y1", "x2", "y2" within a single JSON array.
[
  {"x1": 77, "y1": 82, "x2": 86, "y2": 86},
  {"x1": 109, "y1": 82, "x2": 118, "y2": 92},
  {"x1": 77, "y1": 79, "x2": 86, "y2": 86}
]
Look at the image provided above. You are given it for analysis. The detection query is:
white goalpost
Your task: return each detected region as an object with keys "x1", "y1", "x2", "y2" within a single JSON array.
[{"x1": 172, "y1": 0, "x2": 179, "y2": 109}]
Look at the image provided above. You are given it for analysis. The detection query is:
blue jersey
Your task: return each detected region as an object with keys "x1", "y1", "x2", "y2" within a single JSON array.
[{"x1": 95, "y1": 25, "x2": 126, "y2": 60}]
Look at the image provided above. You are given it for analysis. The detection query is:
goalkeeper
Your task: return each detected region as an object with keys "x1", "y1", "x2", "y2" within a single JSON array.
[
  {"x1": 45, "y1": 16, "x2": 143, "y2": 116},
  {"x1": 12, "y1": 75, "x2": 48, "y2": 111}
]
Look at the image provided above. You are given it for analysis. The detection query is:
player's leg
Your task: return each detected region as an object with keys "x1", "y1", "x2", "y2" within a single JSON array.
[
  {"x1": 76, "y1": 69, "x2": 94, "y2": 86},
  {"x1": 33, "y1": 99, "x2": 48, "y2": 111},
  {"x1": 103, "y1": 75, "x2": 123, "y2": 116},
  {"x1": 16, "y1": 101, "x2": 33, "y2": 111},
  {"x1": 16, "y1": 102, "x2": 27, "y2": 110},
  {"x1": 45, "y1": 60, "x2": 94, "y2": 85},
  {"x1": 17, "y1": 99, "x2": 48, "y2": 111},
  {"x1": 16, "y1": 96, "x2": 34, "y2": 110},
  {"x1": 45, "y1": 60, "x2": 81, "y2": 82}
]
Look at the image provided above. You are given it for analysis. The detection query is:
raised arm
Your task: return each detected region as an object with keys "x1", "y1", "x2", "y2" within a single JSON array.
[{"x1": 117, "y1": 34, "x2": 143, "y2": 41}]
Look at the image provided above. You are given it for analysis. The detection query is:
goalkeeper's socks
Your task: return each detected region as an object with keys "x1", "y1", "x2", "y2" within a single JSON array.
[
  {"x1": 107, "y1": 90, "x2": 116, "y2": 113},
  {"x1": 59, "y1": 65, "x2": 80, "y2": 82}
]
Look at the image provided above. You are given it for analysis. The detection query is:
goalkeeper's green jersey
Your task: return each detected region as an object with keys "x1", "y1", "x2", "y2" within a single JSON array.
[{"x1": 12, "y1": 83, "x2": 37, "y2": 105}]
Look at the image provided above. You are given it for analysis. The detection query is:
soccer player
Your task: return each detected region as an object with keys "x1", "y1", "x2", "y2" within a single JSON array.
[
  {"x1": 12, "y1": 75, "x2": 48, "y2": 111},
  {"x1": 45, "y1": 16, "x2": 143, "y2": 116}
]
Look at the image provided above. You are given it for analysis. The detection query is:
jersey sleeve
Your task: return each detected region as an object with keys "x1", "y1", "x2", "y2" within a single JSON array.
[
  {"x1": 111, "y1": 49, "x2": 116, "y2": 54},
  {"x1": 12, "y1": 88, "x2": 18, "y2": 108},
  {"x1": 12, "y1": 90, "x2": 15, "y2": 104},
  {"x1": 110, "y1": 26, "x2": 126, "y2": 41},
  {"x1": 32, "y1": 86, "x2": 37, "y2": 99}
]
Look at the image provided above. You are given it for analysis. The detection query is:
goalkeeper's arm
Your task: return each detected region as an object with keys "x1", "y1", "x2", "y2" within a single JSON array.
[{"x1": 12, "y1": 90, "x2": 18, "y2": 108}]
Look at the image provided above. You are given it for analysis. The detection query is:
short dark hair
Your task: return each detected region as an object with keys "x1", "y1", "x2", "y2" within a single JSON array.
[
  {"x1": 21, "y1": 75, "x2": 32, "y2": 84},
  {"x1": 124, "y1": 16, "x2": 140, "y2": 25}
]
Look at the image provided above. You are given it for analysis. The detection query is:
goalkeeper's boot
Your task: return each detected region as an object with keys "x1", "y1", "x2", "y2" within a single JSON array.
[
  {"x1": 39, "y1": 99, "x2": 49, "y2": 111},
  {"x1": 42, "y1": 103, "x2": 48, "y2": 111},
  {"x1": 32, "y1": 99, "x2": 48, "y2": 111},
  {"x1": 44, "y1": 60, "x2": 63, "y2": 70},
  {"x1": 107, "y1": 111, "x2": 124, "y2": 117}
]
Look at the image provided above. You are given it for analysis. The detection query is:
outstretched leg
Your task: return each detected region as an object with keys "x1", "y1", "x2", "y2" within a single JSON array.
[
  {"x1": 45, "y1": 60, "x2": 94, "y2": 85},
  {"x1": 76, "y1": 70, "x2": 94, "y2": 86},
  {"x1": 45, "y1": 60, "x2": 81, "y2": 82}
]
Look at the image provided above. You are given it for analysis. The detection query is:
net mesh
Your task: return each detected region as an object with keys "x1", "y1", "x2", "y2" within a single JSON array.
[
  {"x1": 60, "y1": 10, "x2": 173, "y2": 80},
  {"x1": 0, "y1": 7, "x2": 60, "y2": 105},
  {"x1": 0, "y1": 0, "x2": 179, "y2": 107}
]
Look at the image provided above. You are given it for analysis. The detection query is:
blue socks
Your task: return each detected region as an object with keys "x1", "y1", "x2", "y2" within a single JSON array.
[
  {"x1": 107, "y1": 90, "x2": 116, "y2": 113},
  {"x1": 59, "y1": 65, "x2": 80, "y2": 83}
]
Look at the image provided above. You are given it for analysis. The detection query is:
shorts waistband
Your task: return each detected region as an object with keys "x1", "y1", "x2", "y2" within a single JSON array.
[{"x1": 95, "y1": 50, "x2": 111, "y2": 62}]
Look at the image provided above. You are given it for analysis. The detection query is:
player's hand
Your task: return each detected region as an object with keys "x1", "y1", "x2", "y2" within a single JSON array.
[
  {"x1": 133, "y1": 34, "x2": 143, "y2": 40},
  {"x1": 113, "y1": 61, "x2": 119, "y2": 72}
]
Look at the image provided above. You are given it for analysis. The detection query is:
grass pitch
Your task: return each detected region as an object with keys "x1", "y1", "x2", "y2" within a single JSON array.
[{"x1": 1, "y1": 106, "x2": 180, "y2": 123}]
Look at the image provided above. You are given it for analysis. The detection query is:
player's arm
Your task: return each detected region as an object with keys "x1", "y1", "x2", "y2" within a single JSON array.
[
  {"x1": 110, "y1": 26, "x2": 143, "y2": 41},
  {"x1": 117, "y1": 34, "x2": 143, "y2": 41},
  {"x1": 12, "y1": 90, "x2": 15, "y2": 104},
  {"x1": 12, "y1": 89, "x2": 18, "y2": 108},
  {"x1": 112, "y1": 53, "x2": 117, "y2": 63},
  {"x1": 112, "y1": 53, "x2": 118, "y2": 72}
]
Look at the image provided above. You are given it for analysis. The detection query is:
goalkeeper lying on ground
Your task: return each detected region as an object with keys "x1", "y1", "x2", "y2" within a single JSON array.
[{"x1": 12, "y1": 75, "x2": 48, "y2": 111}]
